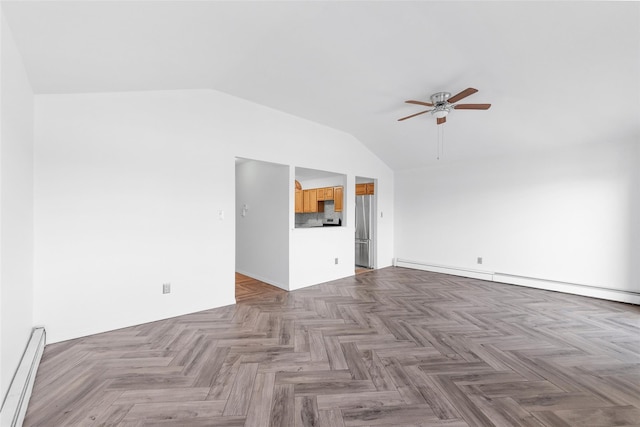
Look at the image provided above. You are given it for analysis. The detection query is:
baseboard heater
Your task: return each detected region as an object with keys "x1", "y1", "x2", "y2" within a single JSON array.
[
  {"x1": 0, "y1": 327, "x2": 46, "y2": 427},
  {"x1": 395, "y1": 258, "x2": 640, "y2": 306}
]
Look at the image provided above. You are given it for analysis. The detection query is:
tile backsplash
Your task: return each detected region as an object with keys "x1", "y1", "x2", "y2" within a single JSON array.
[{"x1": 295, "y1": 200, "x2": 343, "y2": 227}]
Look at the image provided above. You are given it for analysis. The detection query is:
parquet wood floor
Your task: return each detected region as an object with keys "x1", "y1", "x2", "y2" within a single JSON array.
[
  {"x1": 24, "y1": 267, "x2": 640, "y2": 426},
  {"x1": 235, "y1": 273, "x2": 286, "y2": 303}
]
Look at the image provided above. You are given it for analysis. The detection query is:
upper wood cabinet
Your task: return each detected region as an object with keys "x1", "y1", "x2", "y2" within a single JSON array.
[
  {"x1": 295, "y1": 189, "x2": 303, "y2": 213},
  {"x1": 296, "y1": 185, "x2": 343, "y2": 214},
  {"x1": 303, "y1": 189, "x2": 318, "y2": 213},
  {"x1": 324, "y1": 187, "x2": 334, "y2": 200},
  {"x1": 356, "y1": 183, "x2": 375, "y2": 195},
  {"x1": 366, "y1": 183, "x2": 374, "y2": 195},
  {"x1": 315, "y1": 187, "x2": 334, "y2": 201},
  {"x1": 334, "y1": 186, "x2": 343, "y2": 212}
]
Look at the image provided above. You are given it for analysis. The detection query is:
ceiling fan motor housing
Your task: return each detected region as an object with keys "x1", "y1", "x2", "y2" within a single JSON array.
[
  {"x1": 430, "y1": 92, "x2": 451, "y2": 105},
  {"x1": 431, "y1": 92, "x2": 451, "y2": 117}
]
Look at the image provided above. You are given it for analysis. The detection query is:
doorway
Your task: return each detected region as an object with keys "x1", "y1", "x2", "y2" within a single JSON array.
[
  {"x1": 235, "y1": 158, "x2": 290, "y2": 297},
  {"x1": 355, "y1": 177, "x2": 376, "y2": 272}
]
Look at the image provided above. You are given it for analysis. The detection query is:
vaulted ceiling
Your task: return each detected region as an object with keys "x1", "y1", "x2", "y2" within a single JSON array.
[{"x1": 3, "y1": 1, "x2": 639, "y2": 170}]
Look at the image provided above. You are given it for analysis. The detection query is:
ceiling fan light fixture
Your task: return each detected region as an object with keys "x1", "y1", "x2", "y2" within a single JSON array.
[
  {"x1": 433, "y1": 109, "x2": 449, "y2": 119},
  {"x1": 398, "y1": 88, "x2": 490, "y2": 125}
]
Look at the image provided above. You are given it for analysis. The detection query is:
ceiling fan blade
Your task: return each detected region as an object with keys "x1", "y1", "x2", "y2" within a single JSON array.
[
  {"x1": 398, "y1": 109, "x2": 432, "y2": 121},
  {"x1": 405, "y1": 100, "x2": 434, "y2": 107},
  {"x1": 437, "y1": 117, "x2": 446, "y2": 125},
  {"x1": 448, "y1": 87, "x2": 478, "y2": 104},
  {"x1": 453, "y1": 103, "x2": 492, "y2": 110}
]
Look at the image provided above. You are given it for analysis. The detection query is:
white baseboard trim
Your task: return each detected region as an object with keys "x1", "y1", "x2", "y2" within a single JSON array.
[
  {"x1": 494, "y1": 273, "x2": 640, "y2": 305},
  {"x1": 0, "y1": 327, "x2": 46, "y2": 427},
  {"x1": 395, "y1": 259, "x2": 640, "y2": 305},
  {"x1": 395, "y1": 259, "x2": 495, "y2": 282},
  {"x1": 236, "y1": 269, "x2": 288, "y2": 291}
]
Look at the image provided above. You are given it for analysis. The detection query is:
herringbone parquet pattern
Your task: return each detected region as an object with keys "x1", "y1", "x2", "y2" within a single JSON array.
[{"x1": 24, "y1": 267, "x2": 640, "y2": 426}]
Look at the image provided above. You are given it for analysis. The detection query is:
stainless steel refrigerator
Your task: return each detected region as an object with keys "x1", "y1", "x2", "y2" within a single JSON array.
[{"x1": 355, "y1": 195, "x2": 373, "y2": 268}]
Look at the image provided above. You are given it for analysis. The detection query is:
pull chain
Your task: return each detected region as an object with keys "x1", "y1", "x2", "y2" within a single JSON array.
[
  {"x1": 437, "y1": 126, "x2": 440, "y2": 160},
  {"x1": 436, "y1": 124, "x2": 445, "y2": 160},
  {"x1": 441, "y1": 124, "x2": 444, "y2": 159}
]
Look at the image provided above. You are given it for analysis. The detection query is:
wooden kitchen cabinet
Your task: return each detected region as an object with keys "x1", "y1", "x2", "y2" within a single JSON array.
[
  {"x1": 303, "y1": 189, "x2": 318, "y2": 213},
  {"x1": 317, "y1": 187, "x2": 334, "y2": 201},
  {"x1": 295, "y1": 189, "x2": 303, "y2": 213},
  {"x1": 356, "y1": 183, "x2": 375, "y2": 195},
  {"x1": 334, "y1": 186, "x2": 343, "y2": 212},
  {"x1": 324, "y1": 187, "x2": 334, "y2": 200},
  {"x1": 296, "y1": 186, "x2": 342, "y2": 214}
]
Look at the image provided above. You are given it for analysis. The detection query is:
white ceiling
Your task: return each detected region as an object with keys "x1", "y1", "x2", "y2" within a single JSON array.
[{"x1": 3, "y1": 1, "x2": 639, "y2": 170}]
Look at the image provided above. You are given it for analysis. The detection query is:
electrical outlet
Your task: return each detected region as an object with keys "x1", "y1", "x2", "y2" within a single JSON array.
[
  {"x1": 163, "y1": 283, "x2": 171, "y2": 294},
  {"x1": 335, "y1": 258, "x2": 339, "y2": 265},
  {"x1": 477, "y1": 257, "x2": 483, "y2": 265}
]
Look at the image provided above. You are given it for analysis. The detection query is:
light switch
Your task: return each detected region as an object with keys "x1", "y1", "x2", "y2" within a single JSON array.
[{"x1": 219, "y1": 210, "x2": 224, "y2": 220}]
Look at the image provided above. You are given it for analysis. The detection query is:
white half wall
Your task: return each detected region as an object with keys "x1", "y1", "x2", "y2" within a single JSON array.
[
  {"x1": 34, "y1": 89, "x2": 394, "y2": 343},
  {"x1": 236, "y1": 159, "x2": 290, "y2": 290},
  {"x1": 290, "y1": 226, "x2": 355, "y2": 291},
  {"x1": 0, "y1": 13, "x2": 34, "y2": 401},
  {"x1": 395, "y1": 140, "x2": 640, "y2": 301}
]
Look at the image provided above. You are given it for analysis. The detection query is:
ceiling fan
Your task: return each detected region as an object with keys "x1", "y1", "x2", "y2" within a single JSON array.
[{"x1": 398, "y1": 88, "x2": 491, "y2": 125}]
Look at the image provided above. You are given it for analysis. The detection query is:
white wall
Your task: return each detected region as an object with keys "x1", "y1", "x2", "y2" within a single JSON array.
[
  {"x1": 236, "y1": 159, "x2": 290, "y2": 290},
  {"x1": 291, "y1": 226, "x2": 355, "y2": 290},
  {"x1": 291, "y1": 164, "x2": 354, "y2": 289},
  {"x1": 34, "y1": 89, "x2": 393, "y2": 343},
  {"x1": 34, "y1": 91, "x2": 237, "y2": 343},
  {"x1": 0, "y1": 14, "x2": 34, "y2": 400},
  {"x1": 298, "y1": 175, "x2": 346, "y2": 190},
  {"x1": 395, "y1": 140, "x2": 640, "y2": 300},
  {"x1": 290, "y1": 166, "x2": 393, "y2": 288}
]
